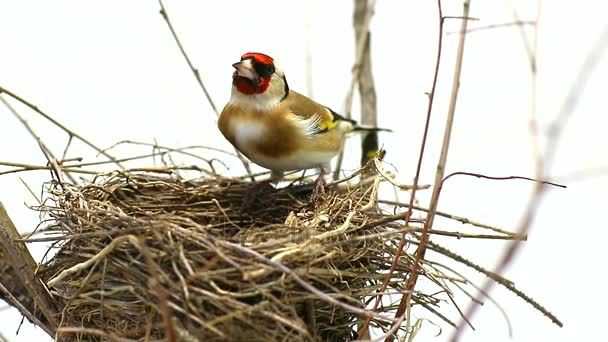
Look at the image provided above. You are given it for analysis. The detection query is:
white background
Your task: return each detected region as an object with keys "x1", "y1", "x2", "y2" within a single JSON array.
[{"x1": 1, "y1": 1, "x2": 606, "y2": 341}]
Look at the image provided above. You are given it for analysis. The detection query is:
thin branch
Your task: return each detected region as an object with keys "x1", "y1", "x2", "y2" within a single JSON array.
[
  {"x1": 511, "y1": 7, "x2": 542, "y2": 180},
  {"x1": 158, "y1": 0, "x2": 218, "y2": 115},
  {"x1": 0, "y1": 87, "x2": 124, "y2": 168},
  {"x1": 378, "y1": 200, "x2": 520, "y2": 236},
  {"x1": 0, "y1": 161, "x2": 100, "y2": 176},
  {"x1": 358, "y1": 0, "x2": 446, "y2": 338},
  {"x1": 1, "y1": 95, "x2": 77, "y2": 184},
  {"x1": 446, "y1": 20, "x2": 535, "y2": 35},
  {"x1": 333, "y1": 0, "x2": 378, "y2": 180},
  {"x1": 451, "y1": 4, "x2": 607, "y2": 339},
  {"x1": 353, "y1": 0, "x2": 381, "y2": 172},
  {"x1": 157, "y1": 0, "x2": 253, "y2": 179},
  {"x1": 544, "y1": 24, "x2": 608, "y2": 172},
  {"x1": 441, "y1": 171, "x2": 565, "y2": 189},
  {"x1": 394, "y1": 2, "x2": 472, "y2": 336}
]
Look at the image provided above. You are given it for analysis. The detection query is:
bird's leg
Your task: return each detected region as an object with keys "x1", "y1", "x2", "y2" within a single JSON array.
[
  {"x1": 270, "y1": 170, "x2": 284, "y2": 184},
  {"x1": 240, "y1": 170, "x2": 282, "y2": 211},
  {"x1": 310, "y1": 166, "x2": 329, "y2": 206}
]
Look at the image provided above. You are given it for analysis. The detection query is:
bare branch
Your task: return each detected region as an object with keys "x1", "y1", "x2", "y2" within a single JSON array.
[
  {"x1": 393, "y1": 2, "x2": 473, "y2": 338},
  {"x1": 333, "y1": 0, "x2": 378, "y2": 180},
  {"x1": 0, "y1": 202, "x2": 57, "y2": 335},
  {"x1": 451, "y1": 5, "x2": 608, "y2": 340},
  {"x1": 0, "y1": 96, "x2": 77, "y2": 184},
  {"x1": 0, "y1": 87, "x2": 124, "y2": 168},
  {"x1": 157, "y1": 0, "x2": 254, "y2": 179},
  {"x1": 359, "y1": 0, "x2": 447, "y2": 338}
]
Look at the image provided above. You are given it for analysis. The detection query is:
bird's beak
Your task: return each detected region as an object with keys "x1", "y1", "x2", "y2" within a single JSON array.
[{"x1": 232, "y1": 58, "x2": 258, "y2": 82}]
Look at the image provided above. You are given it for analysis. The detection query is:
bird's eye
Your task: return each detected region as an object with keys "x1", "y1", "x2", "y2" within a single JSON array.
[{"x1": 254, "y1": 63, "x2": 275, "y2": 77}]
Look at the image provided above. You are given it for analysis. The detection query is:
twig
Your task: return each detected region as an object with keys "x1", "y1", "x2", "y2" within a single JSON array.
[
  {"x1": 0, "y1": 86, "x2": 124, "y2": 168},
  {"x1": 47, "y1": 235, "x2": 139, "y2": 288},
  {"x1": 423, "y1": 240, "x2": 563, "y2": 330},
  {"x1": 157, "y1": 1, "x2": 254, "y2": 179},
  {"x1": 56, "y1": 327, "x2": 136, "y2": 342},
  {"x1": 378, "y1": 200, "x2": 519, "y2": 236},
  {"x1": 442, "y1": 171, "x2": 565, "y2": 189},
  {"x1": 395, "y1": 2, "x2": 472, "y2": 335},
  {"x1": 333, "y1": 0, "x2": 378, "y2": 180},
  {"x1": 361, "y1": 219, "x2": 526, "y2": 241},
  {"x1": 374, "y1": 159, "x2": 430, "y2": 191},
  {"x1": 221, "y1": 240, "x2": 398, "y2": 323},
  {"x1": 512, "y1": 6, "x2": 542, "y2": 179},
  {"x1": 431, "y1": 262, "x2": 513, "y2": 337},
  {"x1": 1, "y1": 96, "x2": 76, "y2": 184},
  {"x1": 358, "y1": 1, "x2": 446, "y2": 338},
  {"x1": 446, "y1": 20, "x2": 535, "y2": 35},
  {"x1": 158, "y1": 0, "x2": 218, "y2": 115},
  {"x1": 451, "y1": 3, "x2": 607, "y2": 339},
  {"x1": 0, "y1": 161, "x2": 104, "y2": 176},
  {"x1": 353, "y1": 0, "x2": 381, "y2": 171}
]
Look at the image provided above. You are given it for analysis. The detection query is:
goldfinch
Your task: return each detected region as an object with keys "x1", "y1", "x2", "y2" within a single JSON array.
[{"x1": 218, "y1": 52, "x2": 386, "y2": 183}]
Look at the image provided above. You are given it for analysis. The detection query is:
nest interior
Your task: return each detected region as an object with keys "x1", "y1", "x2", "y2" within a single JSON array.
[{"x1": 38, "y1": 170, "x2": 416, "y2": 341}]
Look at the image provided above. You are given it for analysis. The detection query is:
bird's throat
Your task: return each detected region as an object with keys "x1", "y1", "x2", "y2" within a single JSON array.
[{"x1": 233, "y1": 75, "x2": 270, "y2": 95}]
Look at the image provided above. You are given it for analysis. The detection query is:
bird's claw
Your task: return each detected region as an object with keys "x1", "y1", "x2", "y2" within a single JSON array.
[{"x1": 240, "y1": 181, "x2": 273, "y2": 212}]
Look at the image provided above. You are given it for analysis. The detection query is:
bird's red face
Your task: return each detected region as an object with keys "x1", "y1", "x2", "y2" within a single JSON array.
[{"x1": 232, "y1": 52, "x2": 276, "y2": 95}]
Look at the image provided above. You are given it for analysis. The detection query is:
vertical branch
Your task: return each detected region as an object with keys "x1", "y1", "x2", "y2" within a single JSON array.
[
  {"x1": 354, "y1": 0, "x2": 381, "y2": 172},
  {"x1": 333, "y1": 0, "x2": 377, "y2": 180},
  {"x1": 451, "y1": 3, "x2": 608, "y2": 340},
  {"x1": 358, "y1": 0, "x2": 446, "y2": 338},
  {"x1": 392, "y1": 1, "x2": 472, "y2": 340}
]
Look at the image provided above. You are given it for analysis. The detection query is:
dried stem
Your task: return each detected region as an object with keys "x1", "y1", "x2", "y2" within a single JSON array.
[
  {"x1": 353, "y1": 0, "x2": 381, "y2": 171},
  {"x1": 446, "y1": 20, "x2": 535, "y2": 35},
  {"x1": 358, "y1": 0, "x2": 446, "y2": 338},
  {"x1": 0, "y1": 86, "x2": 124, "y2": 168},
  {"x1": 157, "y1": 0, "x2": 254, "y2": 179},
  {"x1": 221, "y1": 240, "x2": 397, "y2": 323},
  {"x1": 0, "y1": 96, "x2": 76, "y2": 184},
  {"x1": 395, "y1": 2, "x2": 472, "y2": 337},
  {"x1": 333, "y1": 0, "x2": 377, "y2": 180},
  {"x1": 451, "y1": 1, "x2": 608, "y2": 338},
  {"x1": 158, "y1": 0, "x2": 218, "y2": 115}
]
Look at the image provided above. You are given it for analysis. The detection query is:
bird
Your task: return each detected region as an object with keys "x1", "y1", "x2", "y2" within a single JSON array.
[{"x1": 218, "y1": 52, "x2": 388, "y2": 193}]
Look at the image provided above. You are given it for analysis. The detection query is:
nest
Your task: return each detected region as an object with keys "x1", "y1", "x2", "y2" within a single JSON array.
[
  {"x1": 38, "y1": 168, "x2": 420, "y2": 341},
  {"x1": 30, "y1": 164, "x2": 559, "y2": 341}
]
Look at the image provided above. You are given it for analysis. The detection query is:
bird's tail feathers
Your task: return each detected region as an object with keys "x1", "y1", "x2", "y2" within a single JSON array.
[
  {"x1": 352, "y1": 125, "x2": 393, "y2": 133},
  {"x1": 329, "y1": 109, "x2": 392, "y2": 132}
]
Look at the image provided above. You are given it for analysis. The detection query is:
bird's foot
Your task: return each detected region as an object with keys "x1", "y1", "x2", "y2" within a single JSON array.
[
  {"x1": 309, "y1": 169, "x2": 327, "y2": 209},
  {"x1": 240, "y1": 181, "x2": 273, "y2": 212}
]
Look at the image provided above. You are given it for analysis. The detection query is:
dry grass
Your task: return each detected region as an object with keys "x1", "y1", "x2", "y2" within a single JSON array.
[
  {"x1": 0, "y1": 156, "x2": 555, "y2": 342},
  {"x1": 36, "y1": 166, "x2": 424, "y2": 341}
]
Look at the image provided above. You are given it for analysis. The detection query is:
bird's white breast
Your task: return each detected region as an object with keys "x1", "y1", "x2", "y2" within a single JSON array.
[
  {"x1": 230, "y1": 118, "x2": 335, "y2": 171},
  {"x1": 232, "y1": 120, "x2": 265, "y2": 147}
]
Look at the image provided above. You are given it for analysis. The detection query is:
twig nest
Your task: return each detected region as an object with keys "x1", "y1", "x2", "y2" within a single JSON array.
[{"x1": 39, "y1": 170, "x2": 408, "y2": 341}]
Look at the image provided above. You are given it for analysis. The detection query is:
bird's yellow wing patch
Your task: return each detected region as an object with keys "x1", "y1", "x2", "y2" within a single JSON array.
[
  {"x1": 318, "y1": 119, "x2": 340, "y2": 131},
  {"x1": 286, "y1": 112, "x2": 324, "y2": 137}
]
